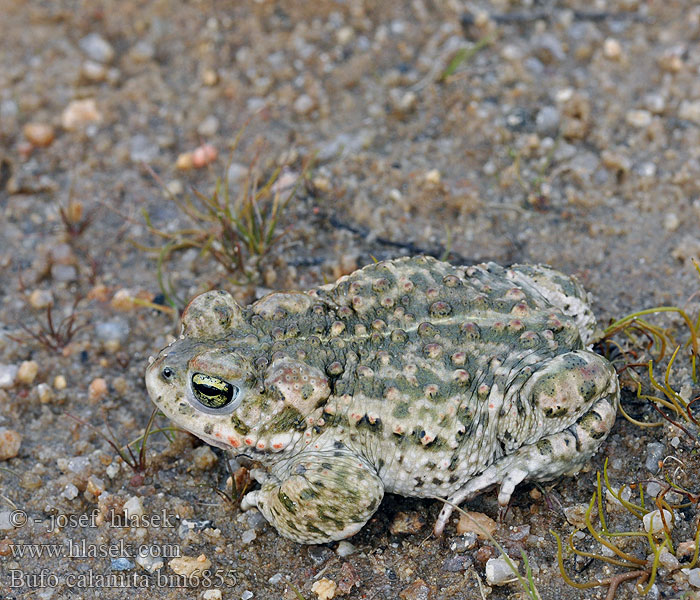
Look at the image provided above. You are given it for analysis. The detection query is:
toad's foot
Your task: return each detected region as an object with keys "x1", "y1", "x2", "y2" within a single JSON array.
[
  {"x1": 433, "y1": 386, "x2": 618, "y2": 536},
  {"x1": 242, "y1": 447, "x2": 384, "y2": 544}
]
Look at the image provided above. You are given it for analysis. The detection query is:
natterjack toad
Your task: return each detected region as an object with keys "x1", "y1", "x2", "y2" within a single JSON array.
[{"x1": 146, "y1": 257, "x2": 618, "y2": 544}]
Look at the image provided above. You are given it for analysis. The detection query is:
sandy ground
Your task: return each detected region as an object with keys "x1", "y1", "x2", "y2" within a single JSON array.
[{"x1": 2, "y1": 1, "x2": 700, "y2": 599}]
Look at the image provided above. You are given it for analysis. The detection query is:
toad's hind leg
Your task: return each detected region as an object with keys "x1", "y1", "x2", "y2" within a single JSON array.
[
  {"x1": 434, "y1": 379, "x2": 618, "y2": 536},
  {"x1": 241, "y1": 448, "x2": 384, "y2": 544}
]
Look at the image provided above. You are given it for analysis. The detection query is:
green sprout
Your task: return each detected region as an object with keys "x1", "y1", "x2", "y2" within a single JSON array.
[{"x1": 139, "y1": 124, "x2": 314, "y2": 310}]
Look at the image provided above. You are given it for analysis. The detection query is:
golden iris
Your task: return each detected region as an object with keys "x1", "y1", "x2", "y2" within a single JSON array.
[{"x1": 191, "y1": 373, "x2": 236, "y2": 408}]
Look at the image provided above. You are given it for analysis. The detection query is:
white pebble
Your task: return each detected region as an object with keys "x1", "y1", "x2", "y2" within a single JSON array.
[
  {"x1": 679, "y1": 100, "x2": 700, "y2": 125},
  {"x1": 0, "y1": 364, "x2": 18, "y2": 389},
  {"x1": 625, "y1": 109, "x2": 652, "y2": 128},
  {"x1": 687, "y1": 567, "x2": 700, "y2": 588},
  {"x1": 485, "y1": 557, "x2": 518, "y2": 586},
  {"x1": 241, "y1": 591, "x2": 254, "y2": 600},
  {"x1": 646, "y1": 481, "x2": 663, "y2": 498},
  {"x1": 643, "y1": 509, "x2": 674, "y2": 534},
  {"x1": 37, "y1": 383, "x2": 53, "y2": 404},
  {"x1": 136, "y1": 548, "x2": 164, "y2": 573},
  {"x1": 61, "y1": 99, "x2": 102, "y2": 130},
  {"x1": 603, "y1": 38, "x2": 622, "y2": 60},
  {"x1": 79, "y1": 33, "x2": 115, "y2": 63},
  {"x1": 240, "y1": 529, "x2": 257, "y2": 544},
  {"x1": 664, "y1": 213, "x2": 680, "y2": 232},
  {"x1": 62, "y1": 483, "x2": 79, "y2": 500},
  {"x1": 202, "y1": 591, "x2": 223, "y2": 600},
  {"x1": 336, "y1": 541, "x2": 357, "y2": 557},
  {"x1": 123, "y1": 496, "x2": 145, "y2": 519},
  {"x1": 197, "y1": 115, "x2": 219, "y2": 137},
  {"x1": 294, "y1": 94, "x2": 315, "y2": 115}
]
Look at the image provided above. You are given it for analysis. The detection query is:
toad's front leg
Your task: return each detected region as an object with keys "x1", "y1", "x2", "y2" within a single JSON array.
[{"x1": 241, "y1": 448, "x2": 384, "y2": 544}]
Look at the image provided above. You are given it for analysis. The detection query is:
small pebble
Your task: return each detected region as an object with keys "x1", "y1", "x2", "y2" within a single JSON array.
[
  {"x1": 424, "y1": 169, "x2": 441, "y2": 185},
  {"x1": 193, "y1": 445, "x2": 218, "y2": 470},
  {"x1": 0, "y1": 428, "x2": 22, "y2": 460},
  {"x1": 202, "y1": 69, "x2": 219, "y2": 86},
  {"x1": 311, "y1": 578, "x2": 337, "y2": 600},
  {"x1": 307, "y1": 545, "x2": 331, "y2": 565},
  {"x1": 37, "y1": 382, "x2": 53, "y2": 404},
  {"x1": 658, "y1": 549, "x2": 679, "y2": 570},
  {"x1": 485, "y1": 557, "x2": 518, "y2": 586},
  {"x1": 88, "y1": 378, "x2": 108, "y2": 402},
  {"x1": 20, "y1": 471, "x2": 42, "y2": 490},
  {"x1": 390, "y1": 89, "x2": 417, "y2": 114},
  {"x1": 643, "y1": 509, "x2": 674, "y2": 534},
  {"x1": 646, "y1": 481, "x2": 663, "y2": 498},
  {"x1": 240, "y1": 529, "x2": 256, "y2": 545},
  {"x1": 61, "y1": 99, "x2": 102, "y2": 130},
  {"x1": 664, "y1": 213, "x2": 680, "y2": 232},
  {"x1": 169, "y1": 554, "x2": 211, "y2": 576},
  {"x1": 293, "y1": 94, "x2": 316, "y2": 115},
  {"x1": 175, "y1": 152, "x2": 194, "y2": 170},
  {"x1": 96, "y1": 319, "x2": 130, "y2": 349},
  {"x1": 86, "y1": 474, "x2": 105, "y2": 497},
  {"x1": 54, "y1": 375, "x2": 67, "y2": 390},
  {"x1": 335, "y1": 541, "x2": 357, "y2": 557},
  {"x1": 677, "y1": 540, "x2": 697, "y2": 560},
  {"x1": 625, "y1": 109, "x2": 652, "y2": 128},
  {"x1": 603, "y1": 38, "x2": 622, "y2": 60},
  {"x1": 450, "y1": 532, "x2": 478, "y2": 552},
  {"x1": 62, "y1": 483, "x2": 79, "y2": 500},
  {"x1": 0, "y1": 511, "x2": 16, "y2": 531},
  {"x1": 202, "y1": 590, "x2": 222, "y2": 600},
  {"x1": 128, "y1": 40, "x2": 155, "y2": 62},
  {"x1": 111, "y1": 558, "x2": 134, "y2": 571},
  {"x1": 67, "y1": 456, "x2": 90, "y2": 475},
  {"x1": 123, "y1": 496, "x2": 145, "y2": 520},
  {"x1": 336, "y1": 26, "x2": 354, "y2": 45},
  {"x1": 192, "y1": 144, "x2": 218, "y2": 168},
  {"x1": 644, "y1": 93, "x2": 666, "y2": 114},
  {"x1": 535, "y1": 106, "x2": 560, "y2": 136},
  {"x1": 389, "y1": 511, "x2": 425, "y2": 535},
  {"x1": 79, "y1": 33, "x2": 115, "y2": 63},
  {"x1": 81, "y1": 60, "x2": 108, "y2": 81},
  {"x1": 179, "y1": 519, "x2": 214, "y2": 538},
  {"x1": 136, "y1": 548, "x2": 164, "y2": 572},
  {"x1": 111, "y1": 289, "x2": 136, "y2": 311},
  {"x1": 17, "y1": 360, "x2": 38, "y2": 385},
  {"x1": 0, "y1": 364, "x2": 18, "y2": 389},
  {"x1": 687, "y1": 567, "x2": 700, "y2": 588},
  {"x1": 23, "y1": 123, "x2": 55, "y2": 147},
  {"x1": 29, "y1": 289, "x2": 53, "y2": 309},
  {"x1": 268, "y1": 573, "x2": 283, "y2": 584},
  {"x1": 532, "y1": 33, "x2": 565, "y2": 63},
  {"x1": 646, "y1": 442, "x2": 665, "y2": 473},
  {"x1": 197, "y1": 115, "x2": 219, "y2": 137},
  {"x1": 241, "y1": 591, "x2": 253, "y2": 600},
  {"x1": 399, "y1": 579, "x2": 430, "y2": 600},
  {"x1": 443, "y1": 554, "x2": 473, "y2": 572},
  {"x1": 679, "y1": 100, "x2": 700, "y2": 125},
  {"x1": 456, "y1": 511, "x2": 496, "y2": 539},
  {"x1": 51, "y1": 263, "x2": 78, "y2": 282},
  {"x1": 106, "y1": 462, "x2": 120, "y2": 478}
]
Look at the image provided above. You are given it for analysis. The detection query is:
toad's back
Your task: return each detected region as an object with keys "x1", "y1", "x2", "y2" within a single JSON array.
[{"x1": 308, "y1": 256, "x2": 596, "y2": 496}]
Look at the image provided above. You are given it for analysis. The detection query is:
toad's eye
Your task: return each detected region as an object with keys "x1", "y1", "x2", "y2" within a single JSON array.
[{"x1": 191, "y1": 373, "x2": 238, "y2": 409}]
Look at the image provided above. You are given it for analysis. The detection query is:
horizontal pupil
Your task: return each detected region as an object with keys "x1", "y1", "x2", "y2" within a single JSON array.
[
  {"x1": 191, "y1": 373, "x2": 235, "y2": 408},
  {"x1": 196, "y1": 383, "x2": 228, "y2": 396}
]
